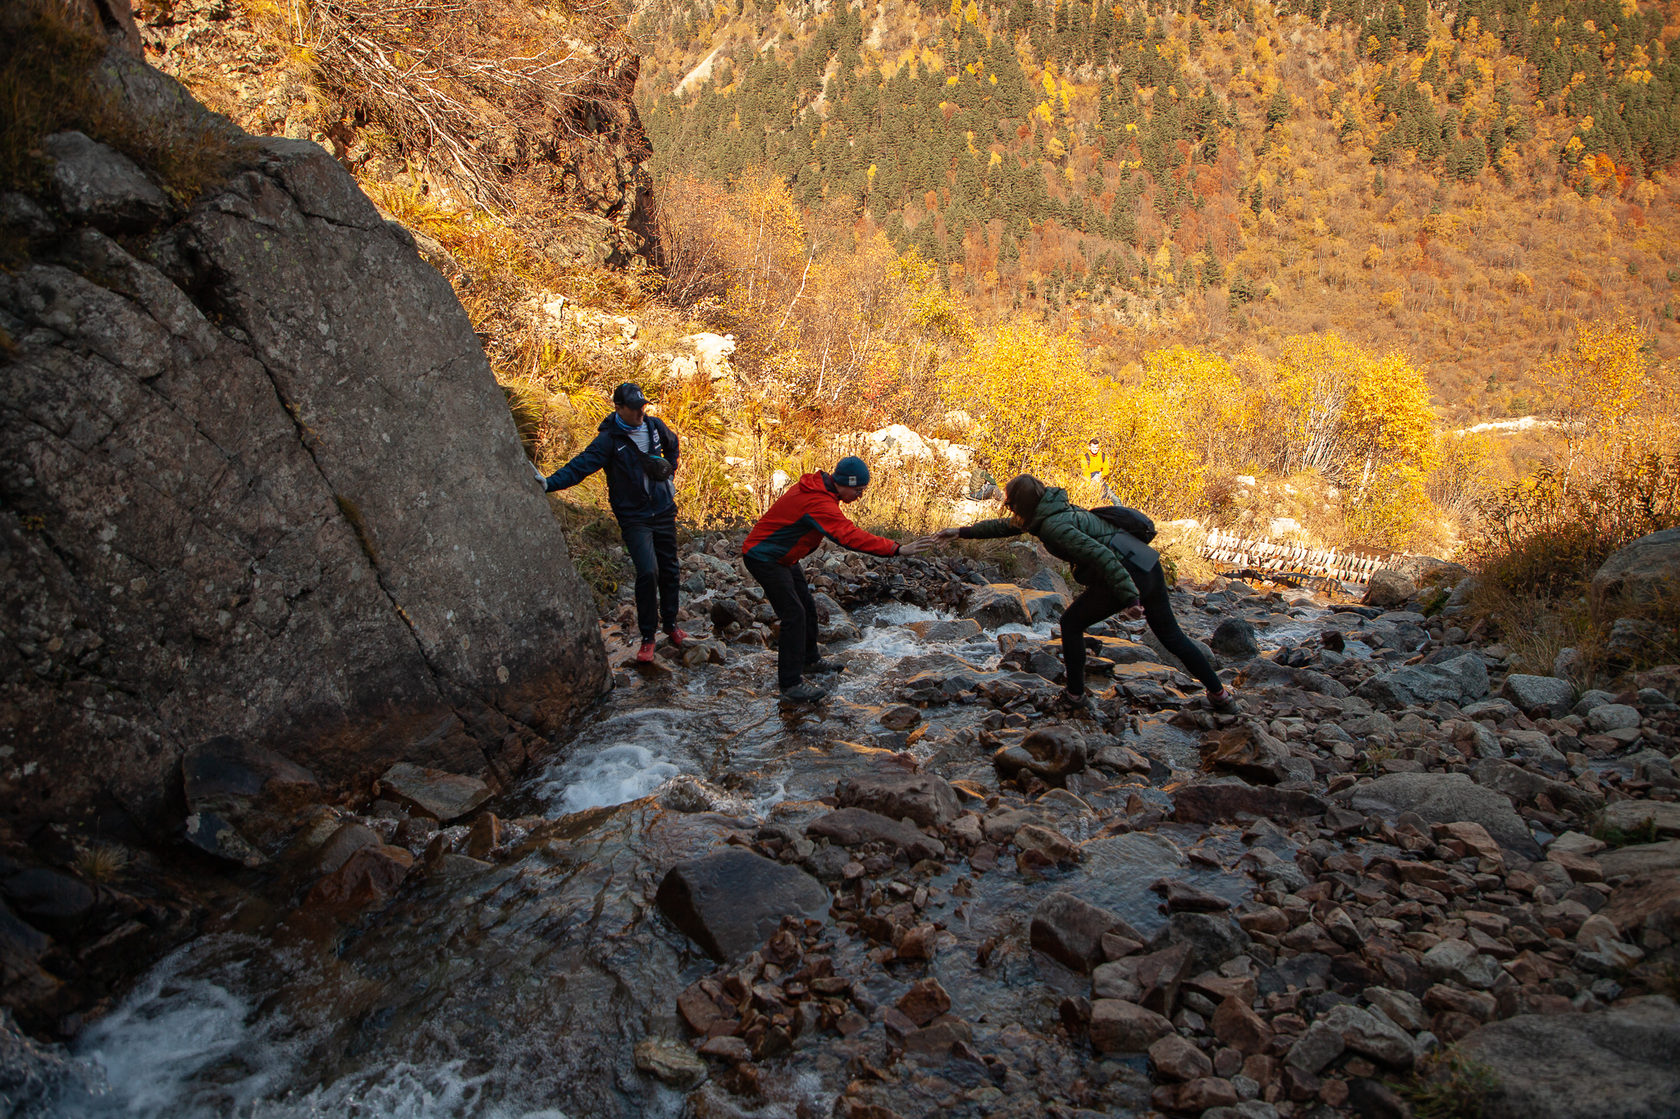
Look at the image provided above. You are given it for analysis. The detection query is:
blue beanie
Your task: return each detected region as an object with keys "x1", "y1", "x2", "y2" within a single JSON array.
[{"x1": 833, "y1": 456, "x2": 871, "y2": 487}]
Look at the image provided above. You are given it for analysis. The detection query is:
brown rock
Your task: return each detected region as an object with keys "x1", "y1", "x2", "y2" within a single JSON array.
[
  {"x1": 465, "y1": 812, "x2": 503, "y2": 858},
  {"x1": 1212, "y1": 995, "x2": 1272, "y2": 1055},
  {"x1": 305, "y1": 843, "x2": 415, "y2": 910},
  {"x1": 1153, "y1": 1077, "x2": 1240, "y2": 1112},
  {"x1": 1148, "y1": 1034, "x2": 1214, "y2": 1081},
  {"x1": 895, "y1": 978, "x2": 951, "y2": 1026},
  {"x1": 1090, "y1": 998, "x2": 1174, "y2": 1053}
]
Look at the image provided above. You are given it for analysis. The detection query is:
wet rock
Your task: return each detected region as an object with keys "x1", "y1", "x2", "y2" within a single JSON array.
[
  {"x1": 879, "y1": 705, "x2": 921, "y2": 731},
  {"x1": 1171, "y1": 782, "x2": 1328, "y2": 824},
  {"x1": 1499, "y1": 674, "x2": 1576, "y2": 718},
  {"x1": 314, "y1": 821, "x2": 382, "y2": 875},
  {"x1": 895, "y1": 978, "x2": 951, "y2": 1026},
  {"x1": 906, "y1": 618, "x2": 982, "y2": 642},
  {"x1": 835, "y1": 771, "x2": 960, "y2": 829},
  {"x1": 655, "y1": 848, "x2": 829, "y2": 961},
  {"x1": 465, "y1": 813, "x2": 504, "y2": 859},
  {"x1": 184, "y1": 807, "x2": 267, "y2": 867},
  {"x1": 963, "y1": 584, "x2": 1033, "y2": 628},
  {"x1": 1210, "y1": 620, "x2": 1260, "y2": 659},
  {"x1": 376, "y1": 763, "x2": 492, "y2": 822},
  {"x1": 1458, "y1": 995, "x2": 1680, "y2": 1119},
  {"x1": 634, "y1": 1037, "x2": 708, "y2": 1089},
  {"x1": 1150, "y1": 912, "x2": 1251, "y2": 972},
  {"x1": 182, "y1": 736, "x2": 321, "y2": 849},
  {"x1": 1090, "y1": 998, "x2": 1174, "y2": 1053},
  {"x1": 1336, "y1": 773, "x2": 1539, "y2": 859},
  {"x1": 1153, "y1": 880, "x2": 1231, "y2": 912},
  {"x1": 1030, "y1": 892, "x2": 1140, "y2": 973},
  {"x1": 1094, "y1": 942, "x2": 1192, "y2": 1014},
  {"x1": 994, "y1": 727, "x2": 1087, "y2": 785},
  {"x1": 806, "y1": 808, "x2": 945, "y2": 862},
  {"x1": 305, "y1": 843, "x2": 415, "y2": 910},
  {"x1": 1013, "y1": 824, "x2": 1081, "y2": 865},
  {"x1": 1200, "y1": 724, "x2": 1291, "y2": 785}
]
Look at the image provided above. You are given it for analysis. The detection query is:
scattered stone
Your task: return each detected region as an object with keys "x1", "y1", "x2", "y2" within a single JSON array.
[
  {"x1": 1421, "y1": 940, "x2": 1501, "y2": 990},
  {"x1": 1337, "y1": 772, "x2": 1539, "y2": 859},
  {"x1": 1171, "y1": 783, "x2": 1328, "y2": 824},
  {"x1": 1149, "y1": 1033, "x2": 1214, "y2": 1081},
  {"x1": 1089, "y1": 998, "x2": 1174, "y2": 1053},
  {"x1": 1601, "y1": 800, "x2": 1680, "y2": 838}
]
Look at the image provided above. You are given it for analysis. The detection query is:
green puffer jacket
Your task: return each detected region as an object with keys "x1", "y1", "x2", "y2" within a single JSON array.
[{"x1": 961, "y1": 487, "x2": 1139, "y2": 604}]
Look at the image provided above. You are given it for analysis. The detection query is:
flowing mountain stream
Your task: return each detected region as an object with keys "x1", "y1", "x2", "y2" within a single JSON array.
[{"x1": 20, "y1": 550, "x2": 1680, "y2": 1119}]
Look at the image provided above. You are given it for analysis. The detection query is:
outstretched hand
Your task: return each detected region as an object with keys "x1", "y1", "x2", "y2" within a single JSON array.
[
  {"x1": 531, "y1": 461, "x2": 548, "y2": 487},
  {"x1": 898, "y1": 536, "x2": 938, "y2": 556},
  {"x1": 934, "y1": 527, "x2": 962, "y2": 541}
]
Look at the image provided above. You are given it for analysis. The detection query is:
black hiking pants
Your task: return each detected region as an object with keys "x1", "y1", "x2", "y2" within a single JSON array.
[
  {"x1": 1061, "y1": 561, "x2": 1223, "y2": 697},
  {"x1": 744, "y1": 555, "x2": 820, "y2": 691},
  {"x1": 619, "y1": 510, "x2": 680, "y2": 640}
]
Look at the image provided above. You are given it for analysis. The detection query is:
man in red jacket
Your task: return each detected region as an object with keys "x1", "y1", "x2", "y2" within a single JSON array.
[{"x1": 742, "y1": 456, "x2": 933, "y2": 701}]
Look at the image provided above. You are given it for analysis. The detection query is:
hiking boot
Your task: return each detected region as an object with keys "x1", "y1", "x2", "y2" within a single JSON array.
[
  {"x1": 666, "y1": 626, "x2": 690, "y2": 647},
  {"x1": 779, "y1": 681, "x2": 830, "y2": 703},
  {"x1": 635, "y1": 639, "x2": 657, "y2": 663},
  {"x1": 1049, "y1": 688, "x2": 1095, "y2": 716},
  {"x1": 805, "y1": 656, "x2": 843, "y2": 674},
  {"x1": 1208, "y1": 688, "x2": 1240, "y2": 714}
]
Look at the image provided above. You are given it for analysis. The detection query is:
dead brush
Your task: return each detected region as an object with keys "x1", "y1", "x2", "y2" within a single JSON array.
[
  {"x1": 72, "y1": 842, "x2": 130, "y2": 883},
  {"x1": 285, "y1": 0, "x2": 634, "y2": 217}
]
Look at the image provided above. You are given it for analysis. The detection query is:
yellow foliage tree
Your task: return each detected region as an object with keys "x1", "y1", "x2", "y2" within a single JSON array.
[
  {"x1": 1538, "y1": 313, "x2": 1650, "y2": 487},
  {"x1": 1341, "y1": 351, "x2": 1438, "y2": 495},
  {"x1": 938, "y1": 319, "x2": 1096, "y2": 480}
]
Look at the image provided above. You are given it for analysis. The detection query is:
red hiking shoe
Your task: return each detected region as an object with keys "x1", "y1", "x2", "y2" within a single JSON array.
[
  {"x1": 666, "y1": 627, "x2": 690, "y2": 647},
  {"x1": 635, "y1": 639, "x2": 657, "y2": 663}
]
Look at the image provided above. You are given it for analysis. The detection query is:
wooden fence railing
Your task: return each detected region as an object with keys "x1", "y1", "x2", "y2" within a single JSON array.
[{"x1": 1200, "y1": 528, "x2": 1395, "y2": 586}]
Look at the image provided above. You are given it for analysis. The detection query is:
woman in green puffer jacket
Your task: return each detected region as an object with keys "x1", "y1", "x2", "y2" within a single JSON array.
[{"x1": 938, "y1": 475, "x2": 1234, "y2": 712}]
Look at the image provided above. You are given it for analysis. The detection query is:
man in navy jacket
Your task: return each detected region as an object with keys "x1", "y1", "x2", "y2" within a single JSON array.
[{"x1": 539, "y1": 383, "x2": 687, "y2": 662}]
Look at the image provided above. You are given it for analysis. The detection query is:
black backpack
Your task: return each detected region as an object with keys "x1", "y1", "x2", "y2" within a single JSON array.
[{"x1": 1090, "y1": 504, "x2": 1157, "y2": 543}]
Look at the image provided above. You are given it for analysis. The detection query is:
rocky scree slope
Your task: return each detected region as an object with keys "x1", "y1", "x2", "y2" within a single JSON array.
[{"x1": 0, "y1": 17, "x2": 608, "y2": 837}]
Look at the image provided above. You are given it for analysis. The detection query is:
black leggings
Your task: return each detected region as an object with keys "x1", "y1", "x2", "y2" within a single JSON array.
[
  {"x1": 1061, "y1": 562, "x2": 1223, "y2": 696},
  {"x1": 744, "y1": 555, "x2": 820, "y2": 690}
]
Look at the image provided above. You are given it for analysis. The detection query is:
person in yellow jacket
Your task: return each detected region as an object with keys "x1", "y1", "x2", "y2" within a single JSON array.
[{"x1": 1080, "y1": 439, "x2": 1118, "y2": 503}]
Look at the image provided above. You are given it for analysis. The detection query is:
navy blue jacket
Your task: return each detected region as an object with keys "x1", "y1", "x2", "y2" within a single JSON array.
[{"x1": 542, "y1": 414, "x2": 679, "y2": 519}]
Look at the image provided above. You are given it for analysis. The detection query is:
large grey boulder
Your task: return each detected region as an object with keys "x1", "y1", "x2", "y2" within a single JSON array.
[
  {"x1": 1336, "y1": 772, "x2": 1539, "y2": 859},
  {"x1": 654, "y1": 848, "x2": 830, "y2": 961},
  {"x1": 1592, "y1": 528, "x2": 1680, "y2": 610},
  {"x1": 43, "y1": 131, "x2": 169, "y2": 232},
  {"x1": 0, "y1": 53, "x2": 607, "y2": 832},
  {"x1": 1356, "y1": 654, "x2": 1489, "y2": 708},
  {"x1": 1458, "y1": 996, "x2": 1680, "y2": 1119},
  {"x1": 1499, "y1": 674, "x2": 1575, "y2": 717}
]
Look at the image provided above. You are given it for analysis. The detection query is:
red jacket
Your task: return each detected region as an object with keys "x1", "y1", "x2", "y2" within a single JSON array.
[{"x1": 742, "y1": 472, "x2": 901, "y2": 565}]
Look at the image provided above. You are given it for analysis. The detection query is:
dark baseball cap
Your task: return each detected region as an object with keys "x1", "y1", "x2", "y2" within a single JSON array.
[{"x1": 612, "y1": 382, "x2": 648, "y2": 408}]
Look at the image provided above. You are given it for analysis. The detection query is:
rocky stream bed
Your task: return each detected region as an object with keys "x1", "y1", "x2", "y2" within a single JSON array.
[{"x1": 4, "y1": 536, "x2": 1679, "y2": 1119}]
